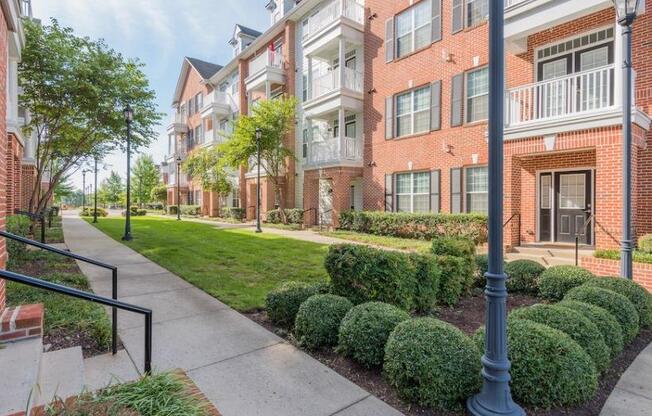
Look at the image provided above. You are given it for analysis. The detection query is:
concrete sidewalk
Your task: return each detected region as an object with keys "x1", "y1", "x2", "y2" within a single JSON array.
[
  {"x1": 62, "y1": 214, "x2": 403, "y2": 416},
  {"x1": 600, "y1": 341, "x2": 652, "y2": 416}
]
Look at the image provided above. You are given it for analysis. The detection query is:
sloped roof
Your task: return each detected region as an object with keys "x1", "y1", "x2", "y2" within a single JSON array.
[
  {"x1": 186, "y1": 57, "x2": 223, "y2": 80},
  {"x1": 235, "y1": 24, "x2": 262, "y2": 39}
]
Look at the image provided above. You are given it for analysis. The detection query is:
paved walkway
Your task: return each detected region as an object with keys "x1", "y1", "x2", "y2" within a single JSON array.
[
  {"x1": 600, "y1": 341, "x2": 652, "y2": 416},
  {"x1": 62, "y1": 214, "x2": 403, "y2": 416}
]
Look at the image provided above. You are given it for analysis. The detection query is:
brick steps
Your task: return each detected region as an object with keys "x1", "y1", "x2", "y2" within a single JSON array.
[
  {"x1": 32, "y1": 347, "x2": 85, "y2": 409},
  {"x1": 0, "y1": 337, "x2": 43, "y2": 416},
  {"x1": 0, "y1": 303, "x2": 44, "y2": 342}
]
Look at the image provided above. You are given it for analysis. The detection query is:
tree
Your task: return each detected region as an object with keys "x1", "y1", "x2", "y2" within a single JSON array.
[
  {"x1": 150, "y1": 183, "x2": 168, "y2": 207},
  {"x1": 132, "y1": 154, "x2": 160, "y2": 206},
  {"x1": 182, "y1": 147, "x2": 232, "y2": 210},
  {"x1": 99, "y1": 171, "x2": 125, "y2": 208},
  {"x1": 53, "y1": 177, "x2": 75, "y2": 204},
  {"x1": 19, "y1": 19, "x2": 161, "y2": 216},
  {"x1": 220, "y1": 96, "x2": 297, "y2": 222}
]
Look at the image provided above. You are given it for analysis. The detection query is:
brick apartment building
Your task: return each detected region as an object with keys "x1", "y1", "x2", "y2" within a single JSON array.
[{"x1": 165, "y1": 0, "x2": 651, "y2": 253}]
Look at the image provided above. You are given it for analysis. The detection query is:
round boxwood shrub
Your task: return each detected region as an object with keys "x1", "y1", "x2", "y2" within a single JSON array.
[
  {"x1": 583, "y1": 277, "x2": 652, "y2": 328},
  {"x1": 558, "y1": 300, "x2": 624, "y2": 359},
  {"x1": 509, "y1": 304, "x2": 610, "y2": 372},
  {"x1": 337, "y1": 302, "x2": 409, "y2": 368},
  {"x1": 538, "y1": 265, "x2": 594, "y2": 301},
  {"x1": 266, "y1": 281, "x2": 325, "y2": 328},
  {"x1": 474, "y1": 318, "x2": 598, "y2": 408},
  {"x1": 565, "y1": 286, "x2": 640, "y2": 344},
  {"x1": 294, "y1": 294, "x2": 353, "y2": 349},
  {"x1": 505, "y1": 260, "x2": 545, "y2": 295},
  {"x1": 383, "y1": 318, "x2": 481, "y2": 409}
]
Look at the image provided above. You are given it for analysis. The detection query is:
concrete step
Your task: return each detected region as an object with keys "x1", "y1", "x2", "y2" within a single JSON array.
[
  {"x1": 512, "y1": 245, "x2": 594, "y2": 260},
  {"x1": 505, "y1": 252, "x2": 578, "y2": 267},
  {"x1": 83, "y1": 350, "x2": 140, "y2": 392},
  {"x1": 0, "y1": 337, "x2": 43, "y2": 416},
  {"x1": 33, "y1": 346, "x2": 85, "y2": 408}
]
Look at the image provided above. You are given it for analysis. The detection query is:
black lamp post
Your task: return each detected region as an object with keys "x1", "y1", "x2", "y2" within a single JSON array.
[
  {"x1": 467, "y1": 0, "x2": 524, "y2": 415},
  {"x1": 93, "y1": 157, "x2": 99, "y2": 223},
  {"x1": 122, "y1": 105, "x2": 134, "y2": 241},
  {"x1": 176, "y1": 154, "x2": 182, "y2": 221},
  {"x1": 82, "y1": 169, "x2": 90, "y2": 214},
  {"x1": 255, "y1": 128, "x2": 262, "y2": 233},
  {"x1": 614, "y1": 0, "x2": 640, "y2": 279}
]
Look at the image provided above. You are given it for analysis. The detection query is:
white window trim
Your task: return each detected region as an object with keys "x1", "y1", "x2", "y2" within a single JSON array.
[
  {"x1": 466, "y1": 0, "x2": 488, "y2": 28},
  {"x1": 396, "y1": 1, "x2": 432, "y2": 59},
  {"x1": 464, "y1": 165, "x2": 488, "y2": 214},
  {"x1": 395, "y1": 85, "x2": 430, "y2": 138},
  {"x1": 465, "y1": 67, "x2": 488, "y2": 123},
  {"x1": 395, "y1": 171, "x2": 430, "y2": 213}
]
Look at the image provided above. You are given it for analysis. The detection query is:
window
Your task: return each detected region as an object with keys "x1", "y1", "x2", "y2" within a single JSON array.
[
  {"x1": 395, "y1": 1, "x2": 431, "y2": 58},
  {"x1": 302, "y1": 129, "x2": 308, "y2": 158},
  {"x1": 195, "y1": 125, "x2": 203, "y2": 144},
  {"x1": 219, "y1": 119, "x2": 228, "y2": 132},
  {"x1": 466, "y1": 0, "x2": 488, "y2": 28},
  {"x1": 232, "y1": 187, "x2": 240, "y2": 208},
  {"x1": 395, "y1": 172, "x2": 430, "y2": 213},
  {"x1": 465, "y1": 166, "x2": 488, "y2": 214},
  {"x1": 466, "y1": 67, "x2": 488, "y2": 123},
  {"x1": 195, "y1": 93, "x2": 203, "y2": 111},
  {"x1": 559, "y1": 174, "x2": 586, "y2": 209},
  {"x1": 195, "y1": 190, "x2": 202, "y2": 205},
  {"x1": 395, "y1": 86, "x2": 430, "y2": 137}
]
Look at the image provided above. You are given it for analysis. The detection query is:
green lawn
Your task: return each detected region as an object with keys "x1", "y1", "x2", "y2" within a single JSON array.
[
  {"x1": 87, "y1": 216, "x2": 329, "y2": 311},
  {"x1": 319, "y1": 230, "x2": 432, "y2": 252}
]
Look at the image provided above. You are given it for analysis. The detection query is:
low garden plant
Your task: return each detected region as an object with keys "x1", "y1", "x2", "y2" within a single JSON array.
[
  {"x1": 266, "y1": 208, "x2": 304, "y2": 224},
  {"x1": 558, "y1": 300, "x2": 624, "y2": 359},
  {"x1": 583, "y1": 276, "x2": 652, "y2": 328},
  {"x1": 538, "y1": 265, "x2": 594, "y2": 301},
  {"x1": 265, "y1": 281, "x2": 327, "y2": 328},
  {"x1": 221, "y1": 207, "x2": 245, "y2": 221},
  {"x1": 638, "y1": 234, "x2": 652, "y2": 254},
  {"x1": 337, "y1": 302, "x2": 409, "y2": 368},
  {"x1": 505, "y1": 259, "x2": 545, "y2": 295},
  {"x1": 80, "y1": 207, "x2": 108, "y2": 217},
  {"x1": 594, "y1": 249, "x2": 652, "y2": 265},
  {"x1": 430, "y1": 236, "x2": 476, "y2": 305},
  {"x1": 294, "y1": 294, "x2": 353, "y2": 349}
]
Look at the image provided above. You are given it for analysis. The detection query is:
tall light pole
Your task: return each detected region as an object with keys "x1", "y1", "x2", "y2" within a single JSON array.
[
  {"x1": 82, "y1": 169, "x2": 90, "y2": 214},
  {"x1": 255, "y1": 128, "x2": 262, "y2": 233},
  {"x1": 122, "y1": 105, "x2": 134, "y2": 241},
  {"x1": 93, "y1": 157, "x2": 99, "y2": 223},
  {"x1": 614, "y1": 0, "x2": 640, "y2": 279},
  {"x1": 467, "y1": 0, "x2": 524, "y2": 415},
  {"x1": 176, "y1": 154, "x2": 182, "y2": 221}
]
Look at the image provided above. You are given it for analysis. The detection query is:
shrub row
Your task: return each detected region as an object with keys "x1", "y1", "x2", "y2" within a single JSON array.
[
  {"x1": 538, "y1": 265, "x2": 594, "y2": 301},
  {"x1": 7, "y1": 214, "x2": 31, "y2": 260},
  {"x1": 167, "y1": 205, "x2": 201, "y2": 216},
  {"x1": 639, "y1": 234, "x2": 652, "y2": 254},
  {"x1": 266, "y1": 208, "x2": 304, "y2": 224},
  {"x1": 265, "y1": 281, "x2": 328, "y2": 328},
  {"x1": 337, "y1": 211, "x2": 488, "y2": 245},
  {"x1": 594, "y1": 249, "x2": 652, "y2": 265},
  {"x1": 221, "y1": 207, "x2": 245, "y2": 221},
  {"x1": 80, "y1": 207, "x2": 108, "y2": 217}
]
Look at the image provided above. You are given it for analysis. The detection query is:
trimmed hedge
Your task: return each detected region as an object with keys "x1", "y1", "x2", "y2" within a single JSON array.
[
  {"x1": 408, "y1": 253, "x2": 442, "y2": 312},
  {"x1": 583, "y1": 277, "x2": 652, "y2": 328},
  {"x1": 265, "y1": 281, "x2": 325, "y2": 328},
  {"x1": 475, "y1": 318, "x2": 597, "y2": 408},
  {"x1": 510, "y1": 304, "x2": 610, "y2": 372},
  {"x1": 7, "y1": 215, "x2": 31, "y2": 260},
  {"x1": 337, "y1": 302, "x2": 409, "y2": 368},
  {"x1": 558, "y1": 300, "x2": 624, "y2": 359},
  {"x1": 80, "y1": 207, "x2": 108, "y2": 217},
  {"x1": 266, "y1": 208, "x2": 304, "y2": 224},
  {"x1": 221, "y1": 207, "x2": 245, "y2": 221},
  {"x1": 434, "y1": 255, "x2": 468, "y2": 306},
  {"x1": 565, "y1": 286, "x2": 640, "y2": 344},
  {"x1": 594, "y1": 249, "x2": 652, "y2": 265},
  {"x1": 538, "y1": 266, "x2": 594, "y2": 301},
  {"x1": 639, "y1": 234, "x2": 652, "y2": 254},
  {"x1": 294, "y1": 294, "x2": 353, "y2": 349},
  {"x1": 384, "y1": 318, "x2": 482, "y2": 409},
  {"x1": 338, "y1": 211, "x2": 488, "y2": 244},
  {"x1": 505, "y1": 260, "x2": 545, "y2": 295},
  {"x1": 167, "y1": 205, "x2": 201, "y2": 216}
]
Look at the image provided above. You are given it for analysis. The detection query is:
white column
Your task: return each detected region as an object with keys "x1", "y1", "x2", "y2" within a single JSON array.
[
  {"x1": 338, "y1": 38, "x2": 346, "y2": 90},
  {"x1": 614, "y1": 21, "x2": 623, "y2": 109},
  {"x1": 338, "y1": 107, "x2": 346, "y2": 159},
  {"x1": 307, "y1": 56, "x2": 313, "y2": 100},
  {"x1": 265, "y1": 80, "x2": 271, "y2": 99},
  {"x1": 307, "y1": 118, "x2": 313, "y2": 163}
]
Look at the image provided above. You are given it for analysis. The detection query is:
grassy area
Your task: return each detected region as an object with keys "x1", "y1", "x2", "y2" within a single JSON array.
[
  {"x1": 319, "y1": 230, "x2": 432, "y2": 252},
  {"x1": 45, "y1": 371, "x2": 209, "y2": 416},
  {"x1": 595, "y1": 249, "x2": 652, "y2": 265},
  {"x1": 263, "y1": 222, "x2": 303, "y2": 231},
  {"x1": 87, "y1": 216, "x2": 329, "y2": 311}
]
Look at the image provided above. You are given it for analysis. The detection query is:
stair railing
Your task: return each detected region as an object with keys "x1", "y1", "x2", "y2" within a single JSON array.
[{"x1": 575, "y1": 214, "x2": 594, "y2": 266}]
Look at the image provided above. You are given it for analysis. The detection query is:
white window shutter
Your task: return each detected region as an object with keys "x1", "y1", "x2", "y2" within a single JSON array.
[{"x1": 385, "y1": 18, "x2": 395, "y2": 63}]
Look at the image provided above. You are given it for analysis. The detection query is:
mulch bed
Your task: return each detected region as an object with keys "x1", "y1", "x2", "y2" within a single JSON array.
[
  {"x1": 43, "y1": 329, "x2": 121, "y2": 359},
  {"x1": 245, "y1": 294, "x2": 652, "y2": 416}
]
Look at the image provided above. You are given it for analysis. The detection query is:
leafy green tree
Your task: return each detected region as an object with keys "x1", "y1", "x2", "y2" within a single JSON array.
[
  {"x1": 220, "y1": 96, "x2": 296, "y2": 222},
  {"x1": 99, "y1": 171, "x2": 125, "y2": 208},
  {"x1": 132, "y1": 154, "x2": 160, "y2": 206},
  {"x1": 150, "y1": 183, "x2": 168, "y2": 207},
  {"x1": 182, "y1": 147, "x2": 232, "y2": 207},
  {"x1": 53, "y1": 177, "x2": 75, "y2": 204},
  {"x1": 19, "y1": 19, "x2": 161, "y2": 215}
]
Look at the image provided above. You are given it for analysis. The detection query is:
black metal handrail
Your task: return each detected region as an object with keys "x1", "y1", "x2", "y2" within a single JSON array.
[
  {"x1": 0, "y1": 269, "x2": 152, "y2": 373},
  {"x1": 575, "y1": 214, "x2": 594, "y2": 266},
  {"x1": 503, "y1": 212, "x2": 520, "y2": 228},
  {"x1": 319, "y1": 209, "x2": 333, "y2": 231},
  {"x1": 0, "y1": 230, "x2": 119, "y2": 356},
  {"x1": 302, "y1": 207, "x2": 317, "y2": 226}
]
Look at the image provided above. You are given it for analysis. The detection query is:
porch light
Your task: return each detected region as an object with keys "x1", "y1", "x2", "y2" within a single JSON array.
[
  {"x1": 123, "y1": 105, "x2": 134, "y2": 123},
  {"x1": 613, "y1": 0, "x2": 641, "y2": 24}
]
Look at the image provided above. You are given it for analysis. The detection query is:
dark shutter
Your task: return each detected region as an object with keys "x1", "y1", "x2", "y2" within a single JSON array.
[
  {"x1": 451, "y1": 168, "x2": 463, "y2": 213},
  {"x1": 452, "y1": 0, "x2": 464, "y2": 34},
  {"x1": 451, "y1": 74, "x2": 464, "y2": 127},
  {"x1": 431, "y1": 0, "x2": 442, "y2": 43},
  {"x1": 385, "y1": 96, "x2": 394, "y2": 139},
  {"x1": 430, "y1": 80, "x2": 441, "y2": 131},
  {"x1": 385, "y1": 18, "x2": 395, "y2": 63},
  {"x1": 385, "y1": 174, "x2": 394, "y2": 212},
  {"x1": 430, "y1": 170, "x2": 441, "y2": 213}
]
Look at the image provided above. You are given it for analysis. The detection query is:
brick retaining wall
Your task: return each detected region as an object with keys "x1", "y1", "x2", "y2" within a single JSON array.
[{"x1": 581, "y1": 256, "x2": 652, "y2": 292}]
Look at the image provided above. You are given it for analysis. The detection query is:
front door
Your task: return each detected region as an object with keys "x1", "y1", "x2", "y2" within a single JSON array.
[
  {"x1": 539, "y1": 173, "x2": 553, "y2": 242},
  {"x1": 319, "y1": 178, "x2": 333, "y2": 225},
  {"x1": 555, "y1": 171, "x2": 592, "y2": 244}
]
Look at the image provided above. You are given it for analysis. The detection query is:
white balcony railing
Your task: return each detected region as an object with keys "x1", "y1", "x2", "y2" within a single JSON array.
[
  {"x1": 169, "y1": 111, "x2": 187, "y2": 126},
  {"x1": 203, "y1": 91, "x2": 228, "y2": 108},
  {"x1": 308, "y1": 135, "x2": 362, "y2": 165},
  {"x1": 506, "y1": 65, "x2": 616, "y2": 127},
  {"x1": 303, "y1": 0, "x2": 365, "y2": 40},
  {"x1": 504, "y1": 0, "x2": 528, "y2": 8},
  {"x1": 248, "y1": 50, "x2": 283, "y2": 79},
  {"x1": 310, "y1": 67, "x2": 363, "y2": 100}
]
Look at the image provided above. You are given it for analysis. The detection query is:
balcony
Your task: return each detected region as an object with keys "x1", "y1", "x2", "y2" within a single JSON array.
[
  {"x1": 167, "y1": 112, "x2": 188, "y2": 134},
  {"x1": 200, "y1": 91, "x2": 232, "y2": 119},
  {"x1": 306, "y1": 135, "x2": 362, "y2": 168},
  {"x1": 245, "y1": 50, "x2": 284, "y2": 93},
  {"x1": 302, "y1": 0, "x2": 364, "y2": 57},
  {"x1": 304, "y1": 67, "x2": 364, "y2": 118}
]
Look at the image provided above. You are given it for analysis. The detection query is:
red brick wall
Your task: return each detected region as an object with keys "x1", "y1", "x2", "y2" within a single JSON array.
[
  {"x1": 581, "y1": 256, "x2": 652, "y2": 293},
  {"x1": 0, "y1": 10, "x2": 8, "y2": 313},
  {"x1": 304, "y1": 167, "x2": 363, "y2": 226},
  {"x1": 21, "y1": 164, "x2": 36, "y2": 210},
  {"x1": 6, "y1": 134, "x2": 22, "y2": 214}
]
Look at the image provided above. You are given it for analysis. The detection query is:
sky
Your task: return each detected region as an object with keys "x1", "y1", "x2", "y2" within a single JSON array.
[{"x1": 32, "y1": 0, "x2": 270, "y2": 191}]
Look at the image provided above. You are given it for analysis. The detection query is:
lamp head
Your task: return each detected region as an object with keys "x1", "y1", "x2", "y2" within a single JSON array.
[
  {"x1": 255, "y1": 128, "x2": 262, "y2": 141},
  {"x1": 613, "y1": 0, "x2": 641, "y2": 25},
  {"x1": 123, "y1": 105, "x2": 134, "y2": 123}
]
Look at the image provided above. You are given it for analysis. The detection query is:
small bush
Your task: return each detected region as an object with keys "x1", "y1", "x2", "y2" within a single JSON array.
[
  {"x1": 565, "y1": 286, "x2": 640, "y2": 344},
  {"x1": 267, "y1": 208, "x2": 304, "y2": 224},
  {"x1": 80, "y1": 207, "x2": 108, "y2": 217},
  {"x1": 538, "y1": 266, "x2": 594, "y2": 301},
  {"x1": 337, "y1": 302, "x2": 409, "y2": 368},
  {"x1": 558, "y1": 300, "x2": 624, "y2": 359},
  {"x1": 222, "y1": 207, "x2": 245, "y2": 221},
  {"x1": 505, "y1": 260, "x2": 545, "y2": 295},
  {"x1": 431, "y1": 236, "x2": 475, "y2": 258},
  {"x1": 434, "y1": 255, "x2": 467, "y2": 306},
  {"x1": 265, "y1": 281, "x2": 324, "y2": 328},
  {"x1": 474, "y1": 254, "x2": 488, "y2": 287},
  {"x1": 145, "y1": 203, "x2": 164, "y2": 210},
  {"x1": 408, "y1": 253, "x2": 441, "y2": 312},
  {"x1": 294, "y1": 294, "x2": 353, "y2": 349},
  {"x1": 594, "y1": 249, "x2": 652, "y2": 265},
  {"x1": 167, "y1": 205, "x2": 179, "y2": 215},
  {"x1": 583, "y1": 277, "x2": 652, "y2": 328},
  {"x1": 7, "y1": 215, "x2": 31, "y2": 260},
  {"x1": 475, "y1": 318, "x2": 597, "y2": 408},
  {"x1": 181, "y1": 205, "x2": 201, "y2": 216},
  {"x1": 510, "y1": 304, "x2": 610, "y2": 372},
  {"x1": 639, "y1": 234, "x2": 652, "y2": 254},
  {"x1": 384, "y1": 318, "x2": 481, "y2": 409}
]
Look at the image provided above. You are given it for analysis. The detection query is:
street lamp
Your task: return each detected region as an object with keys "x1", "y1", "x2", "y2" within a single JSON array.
[
  {"x1": 93, "y1": 157, "x2": 99, "y2": 223},
  {"x1": 122, "y1": 105, "x2": 134, "y2": 241},
  {"x1": 255, "y1": 128, "x2": 262, "y2": 233},
  {"x1": 82, "y1": 169, "x2": 90, "y2": 214},
  {"x1": 176, "y1": 154, "x2": 182, "y2": 221},
  {"x1": 614, "y1": 0, "x2": 640, "y2": 279},
  {"x1": 467, "y1": 0, "x2": 524, "y2": 415}
]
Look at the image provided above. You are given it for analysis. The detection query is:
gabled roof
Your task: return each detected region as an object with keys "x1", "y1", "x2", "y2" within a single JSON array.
[
  {"x1": 171, "y1": 57, "x2": 223, "y2": 105},
  {"x1": 235, "y1": 24, "x2": 262, "y2": 39}
]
